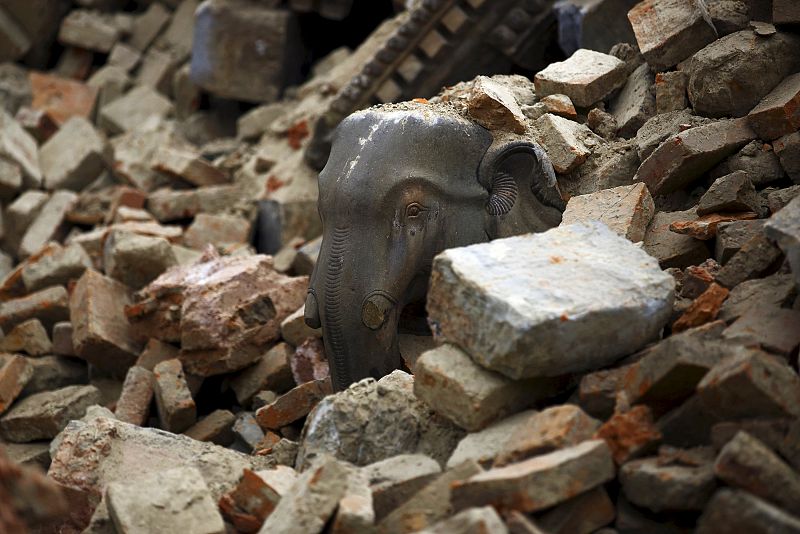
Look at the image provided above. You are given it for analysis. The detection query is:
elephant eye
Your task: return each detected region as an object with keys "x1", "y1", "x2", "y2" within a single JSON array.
[{"x1": 405, "y1": 202, "x2": 425, "y2": 218}]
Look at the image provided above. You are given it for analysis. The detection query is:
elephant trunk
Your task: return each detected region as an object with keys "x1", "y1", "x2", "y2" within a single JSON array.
[{"x1": 305, "y1": 227, "x2": 402, "y2": 391}]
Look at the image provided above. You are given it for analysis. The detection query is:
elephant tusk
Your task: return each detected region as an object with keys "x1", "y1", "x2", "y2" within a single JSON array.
[
  {"x1": 304, "y1": 292, "x2": 321, "y2": 329},
  {"x1": 362, "y1": 293, "x2": 394, "y2": 330}
]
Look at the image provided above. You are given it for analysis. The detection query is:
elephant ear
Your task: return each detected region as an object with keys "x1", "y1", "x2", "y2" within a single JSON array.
[{"x1": 478, "y1": 139, "x2": 566, "y2": 216}]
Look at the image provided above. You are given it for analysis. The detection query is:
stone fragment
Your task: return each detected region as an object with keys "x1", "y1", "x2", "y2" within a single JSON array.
[
  {"x1": 130, "y1": 2, "x2": 171, "y2": 51},
  {"x1": 290, "y1": 338, "x2": 328, "y2": 385},
  {"x1": 672, "y1": 283, "x2": 729, "y2": 332},
  {"x1": 19, "y1": 190, "x2": 79, "y2": 259},
  {"x1": 0, "y1": 318, "x2": 52, "y2": 356},
  {"x1": 0, "y1": 354, "x2": 32, "y2": 415},
  {"x1": 670, "y1": 212, "x2": 757, "y2": 241},
  {"x1": 723, "y1": 306, "x2": 800, "y2": 356},
  {"x1": 0, "y1": 384, "x2": 99, "y2": 442},
  {"x1": 58, "y1": 9, "x2": 119, "y2": 53},
  {"x1": 15, "y1": 105, "x2": 57, "y2": 144},
  {"x1": 0, "y1": 158, "x2": 21, "y2": 205},
  {"x1": 219, "y1": 466, "x2": 296, "y2": 531},
  {"x1": 330, "y1": 466, "x2": 374, "y2": 534},
  {"x1": 697, "y1": 171, "x2": 760, "y2": 216},
  {"x1": 686, "y1": 30, "x2": 800, "y2": 118},
  {"x1": 296, "y1": 371, "x2": 463, "y2": 469},
  {"x1": 255, "y1": 378, "x2": 330, "y2": 430},
  {"x1": 0, "y1": 62, "x2": 31, "y2": 114},
  {"x1": 774, "y1": 132, "x2": 800, "y2": 183},
  {"x1": 418, "y1": 507, "x2": 508, "y2": 534},
  {"x1": 152, "y1": 145, "x2": 231, "y2": 187},
  {"x1": 610, "y1": 63, "x2": 656, "y2": 138},
  {"x1": 136, "y1": 338, "x2": 179, "y2": 371},
  {"x1": 190, "y1": 2, "x2": 302, "y2": 103},
  {"x1": 451, "y1": 440, "x2": 614, "y2": 514},
  {"x1": 378, "y1": 460, "x2": 483, "y2": 534},
  {"x1": 182, "y1": 213, "x2": 251, "y2": 250},
  {"x1": 628, "y1": 0, "x2": 717, "y2": 70},
  {"x1": 747, "y1": 73, "x2": 800, "y2": 141},
  {"x1": 39, "y1": 117, "x2": 109, "y2": 192},
  {"x1": 635, "y1": 109, "x2": 711, "y2": 160},
  {"x1": 99, "y1": 85, "x2": 173, "y2": 136},
  {"x1": 657, "y1": 394, "x2": 721, "y2": 448},
  {"x1": 620, "y1": 456, "x2": 715, "y2": 512},
  {"x1": 594, "y1": 405, "x2": 662, "y2": 464},
  {"x1": 0, "y1": 285, "x2": 69, "y2": 333},
  {"x1": 153, "y1": 358, "x2": 196, "y2": 433},
  {"x1": 446, "y1": 410, "x2": 536, "y2": 469},
  {"x1": 624, "y1": 324, "x2": 730, "y2": 405},
  {"x1": 129, "y1": 254, "x2": 307, "y2": 375},
  {"x1": 184, "y1": 409, "x2": 236, "y2": 446},
  {"x1": 767, "y1": 186, "x2": 800, "y2": 214},
  {"x1": 21, "y1": 243, "x2": 92, "y2": 293},
  {"x1": 280, "y1": 305, "x2": 321, "y2": 346},
  {"x1": 718, "y1": 274, "x2": 796, "y2": 323},
  {"x1": 230, "y1": 343, "x2": 295, "y2": 406},
  {"x1": 577, "y1": 365, "x2": 630, "y2": 420},
  {"x1": 466, "y1": 76, "x2": 526, "y2": 134},
  {"x1": 714, "y1": 140, "x2": 786, "y2": 188},
  {"x1": 71, "y1": 269, "x2": 142, "y2": 377},
  {"x1": 537, "y1": 486, "x2": 615, "y2": 534},
  {"x1": 534, "y1": 113, "x2": 602, "y2": 174},
  {"x1": 635, "y1": 118, "x2": 756, "y2": 195},
  {"x1": 715, "y1": 219, "x2": 764, "y2": 264},
  {"x1": 715, "y1": 231, "x2": 783, "y2": 288},
  {"x1": 106, "y1": 466, "x2": 225, "y2": 534},
  {"x1": 258, "y1": 456, "x2": 349, "y2": 534},
  {"x1": 233, "y1": 412, "x2": 265, "y2": 451},
  {"x1": 414, "y1": 344, "x2": 567, "y2": 431},
  {"x1": 697, "y1": 349, "x2": 800, "y2": 420},
  {"x1": 114, "y1": 366, "x2": 154, "y2": 426},
  {"x1": 363, "y1": 454, "x2": 441, "y2": 521},
  {"x1": 427, "y1": 222, "x2": 674, "y2": 379},
  {"x1": 107, "y1": 42, "x2": 141, "y2": 72},
  {"x1": 534, "y1": 49, "x2": 626, "y2": 107},
  {"x1": 29, "y1": 71, "x2": 97, "y2": 127},
  {"x1": 696, "y1": 488, "x2": 800, "y2": 534},
  {"x1": 494, "y1": 405, "x2": 601, "y2": 466},
  {"x1": 146, "y1": 184, "x2": 242, "y2": 222},
  {"x1": 655, "y1": 70, "x2": 688, "y2": 113},
  {"x1": 21, "y1": 355, "x2": 87, "y2": 397},
  {"x1": 538, "y1": 94, "x2": 577, "y2": 120},
  {"x1": 0, "y1": 110, "x2": 40, "y2": 191},
  {"x1": 765, "y1": 195, "x2": 800, "y2": 288},
  {"x1": 715, "y1": 431, "x2": 800, "y2": 510},
  {"x1": 104, "y1": 231, "x2": 178, "y2": 290},
  {"x1": 561, "y1": 182, "x2": 655, "y2": 242}
]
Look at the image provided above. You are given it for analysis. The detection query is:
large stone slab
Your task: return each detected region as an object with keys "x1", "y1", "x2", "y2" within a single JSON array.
[
  {"x1": 635, "y1": 118, "x2": 756, "y2": 195},
  {"x1": 413, "y1": 344, "x2": 567, "y2": 432},
  {"x1": 450, "y1": 440, "x2": 615, "y2": 514},
  {"x1": 190, "y1": 1, "x2": 303, "y2": 103},
  {"x1": 627, "y1": 0, "x2": 718, "y2": 71},
  {"x1": 560, "y1": 182, "x2": 655, "y2": 242},
  {"x1": 296, "y1": 371, "x2": 462, "y2": 469},
  {"x1": 686, "y1": 29, "x2": 800, "y2": 118},
  {"x1": 0, "y1": 384, "x2": 100, "y2": 442},
  {"x1": 427, "y1": 222, "x2": 674, "y2": 379},
  {"x1": 534, "y1": 49, "x2": 626, "y2": 107},
  {"x1": 107, "y1": 466, "x2": 225, "y2": 534},
  {"x1": 48, "y1": 415, "x2": 273, "y2": 510}
]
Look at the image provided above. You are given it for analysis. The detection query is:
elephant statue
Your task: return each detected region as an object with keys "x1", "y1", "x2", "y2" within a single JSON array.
[{"x1": 304, "y1": 101, "x2": 565, "y2": 391}]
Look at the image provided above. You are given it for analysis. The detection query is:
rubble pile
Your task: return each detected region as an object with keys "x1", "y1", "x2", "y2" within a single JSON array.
[{"x1": 0, "y1": 0, "x2": 799, "y2": 532}]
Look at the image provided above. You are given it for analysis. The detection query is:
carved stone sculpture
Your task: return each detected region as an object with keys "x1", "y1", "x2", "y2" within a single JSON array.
[{"x1": 304, "y1": 100, "x2": 565, "y2": 390}]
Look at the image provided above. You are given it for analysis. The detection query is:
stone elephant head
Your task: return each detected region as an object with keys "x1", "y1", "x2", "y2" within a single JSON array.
[{"x1": 304, "y1": 103, "x2": 565, "y2": 391}]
